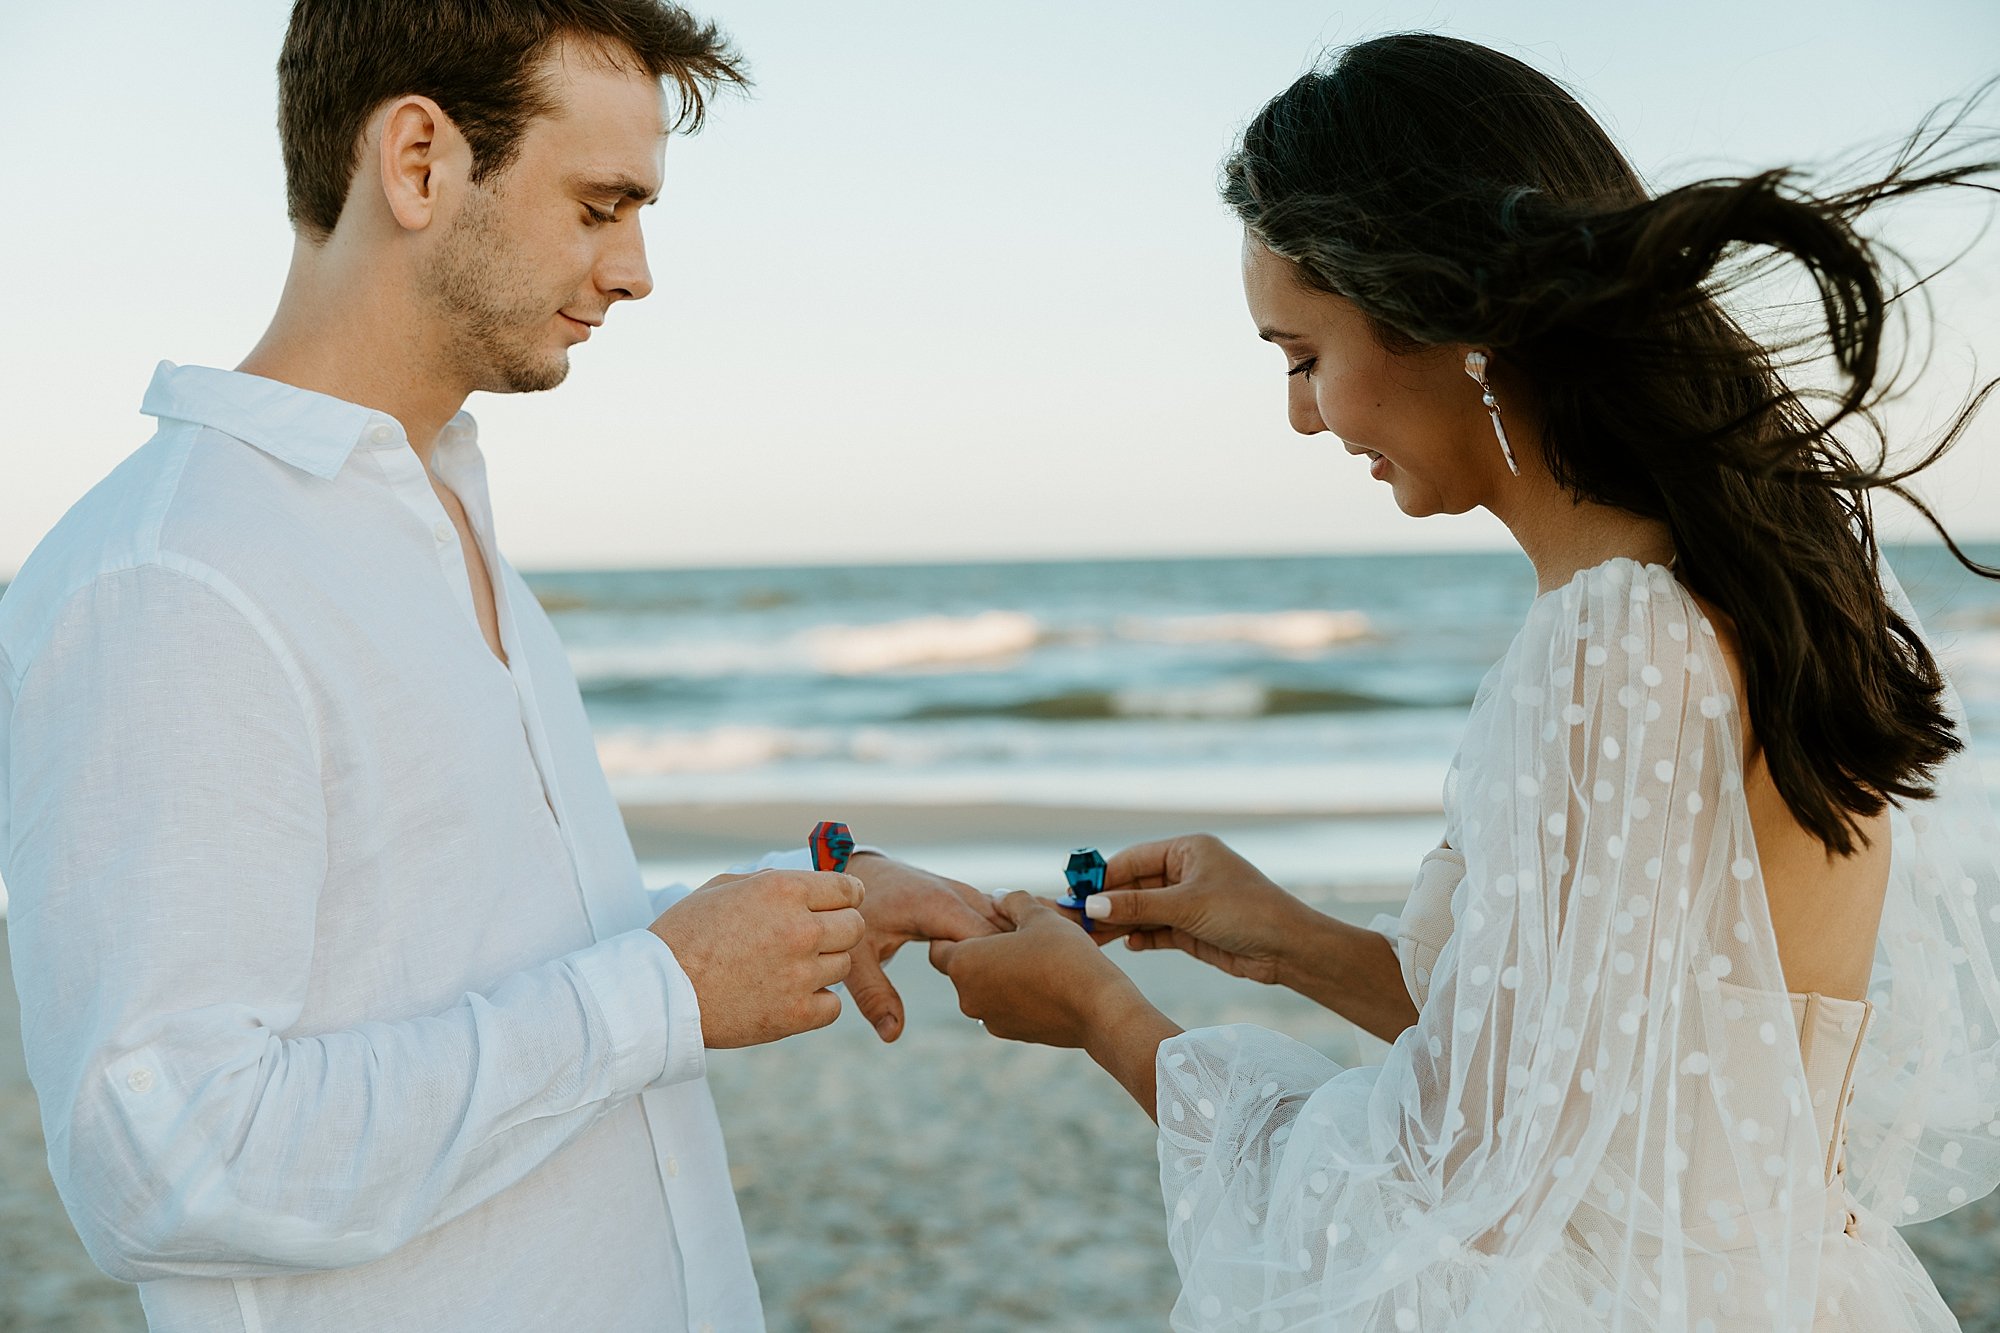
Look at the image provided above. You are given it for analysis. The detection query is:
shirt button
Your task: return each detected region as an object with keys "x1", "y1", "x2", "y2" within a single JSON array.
[
  {"x1": 370, "y1": 423, "x2": 395, "y2": 445},
  {"x1": 667, "y1": 1157, "x2": 680, "y2": 1178},
  {"x1": 433, "y1": 521, "x2": 453, "y2": 544},
  {"x1": 126, "y1": 1068, "x2": 155, "y2": 1093}
]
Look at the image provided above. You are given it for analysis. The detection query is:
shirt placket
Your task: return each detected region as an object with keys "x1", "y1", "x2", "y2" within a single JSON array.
[
  {"x1": 424, "y1": 430, "x2": 614, "y2": 946},
  {"x1": 369, "y1": 420, "x2": 490, "y2": 648},
  {"x1": 424, "y1": 435, "x2": 709, "y2": 1327}
]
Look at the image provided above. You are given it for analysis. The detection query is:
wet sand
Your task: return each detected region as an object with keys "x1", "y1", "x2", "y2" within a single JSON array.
[{"x1": 619, "y1": 800, "x2": 1444, "y2": 863}]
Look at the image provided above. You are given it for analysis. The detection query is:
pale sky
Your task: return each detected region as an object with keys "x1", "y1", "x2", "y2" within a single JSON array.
[{"x1": 3, "y1": 0, "x2": 1997, "y2": 575}]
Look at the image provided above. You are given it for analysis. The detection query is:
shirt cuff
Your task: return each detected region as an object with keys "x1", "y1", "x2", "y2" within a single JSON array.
[{"x1": 570, "y1": 928, "x2": 707, "y2": 1094}]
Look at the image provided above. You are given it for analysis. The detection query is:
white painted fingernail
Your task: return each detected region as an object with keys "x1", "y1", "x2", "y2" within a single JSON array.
[{"x1": 1084, "y1": 896, "x2": 1112, "y2": 920}]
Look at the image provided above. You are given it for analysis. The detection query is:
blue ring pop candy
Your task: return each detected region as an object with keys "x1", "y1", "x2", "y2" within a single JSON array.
[
  {"x1": 1057, "y1": 847, "x2": 1108, "y2": 932},
  {"x1": 809, "y1": 821, "x2": 856, "y2": 873}
]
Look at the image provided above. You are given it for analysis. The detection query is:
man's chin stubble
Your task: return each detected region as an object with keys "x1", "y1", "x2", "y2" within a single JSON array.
[
  {"x1": 475, "y1": 348, "x2": 570, "y2": 396},
  {"x1": 501, "y1": 360, "x2": 570, "y2": 394}
]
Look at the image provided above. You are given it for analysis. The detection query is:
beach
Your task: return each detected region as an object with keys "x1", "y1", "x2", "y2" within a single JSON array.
[
  {"x1": 4, "y1": 801, "x2": 1999, "y2": 1332},
  {"x1": 6, "y1": 547, "x2": 2000, "y2": 1327}
]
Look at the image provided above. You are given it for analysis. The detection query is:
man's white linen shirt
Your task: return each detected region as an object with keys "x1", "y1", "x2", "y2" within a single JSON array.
[{"x1": 0, "y1": 363, "x2": 783, "y2": 1333}]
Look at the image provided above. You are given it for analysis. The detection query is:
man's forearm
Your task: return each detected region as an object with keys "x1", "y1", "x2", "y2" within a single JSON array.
[
  {"x1": 29, "y1": 929, "x2": 695, "y2": 1282},
  {"x1": 1277, "y1": 911, "x2": 1421, "y2": 1044}
]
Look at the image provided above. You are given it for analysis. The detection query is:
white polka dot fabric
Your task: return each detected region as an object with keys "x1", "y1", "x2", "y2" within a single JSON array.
[{"x1": 1157, "y1": 557, "x2": 2000, "y2": 1331}]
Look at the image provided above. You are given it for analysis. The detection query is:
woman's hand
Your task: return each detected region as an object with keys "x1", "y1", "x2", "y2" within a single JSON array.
[
  {"x1": 1091, "y1": 834, "x2": 1324, "y2": 986},
  {"x1": 929, "y1": 891, "x2": 1143, "y2": 1048},
  {"x1": 931, "y1": 892, "x2": 1184, "y2": 1119}
]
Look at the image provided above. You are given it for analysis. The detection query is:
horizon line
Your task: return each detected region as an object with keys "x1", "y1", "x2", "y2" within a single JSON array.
[{"x1": 5, "y1": 536, "x2": 1999, "y2": 587}]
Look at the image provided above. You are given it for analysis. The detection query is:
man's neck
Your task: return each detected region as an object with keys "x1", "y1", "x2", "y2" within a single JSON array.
[{"x1": 237, "y1": 237, "x2": 471, "y2": 471}]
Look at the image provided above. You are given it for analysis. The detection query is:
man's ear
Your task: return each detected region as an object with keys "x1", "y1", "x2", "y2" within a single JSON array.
[{"x1": 376, "y1": 95, "x2": 464, "y2": 233}]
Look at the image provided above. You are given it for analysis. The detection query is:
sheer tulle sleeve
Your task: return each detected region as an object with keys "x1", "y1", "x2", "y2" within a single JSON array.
[{"x1": 1157, "y1": 559, "x2": 1835, "y2": 1331}]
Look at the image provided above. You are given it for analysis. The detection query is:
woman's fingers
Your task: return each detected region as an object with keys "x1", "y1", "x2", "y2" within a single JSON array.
[
  {"x1": 928, "y1": 937, "x2": 961, "y2": 973},
  {"x1": 1083, "y1": 887, "x2": 1190, "y2": 929},
  {"x1": 1104, "y1": 838, "x2": 1182, "y2": 892}
]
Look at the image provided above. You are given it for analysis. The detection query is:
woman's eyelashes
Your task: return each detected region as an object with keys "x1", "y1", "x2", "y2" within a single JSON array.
[{"x1": 1286, "y1": 357, "x2": 1318, "y2": 380}]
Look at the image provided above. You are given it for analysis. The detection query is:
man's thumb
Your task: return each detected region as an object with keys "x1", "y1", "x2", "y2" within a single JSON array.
[{"x1": 845, "y1": 950, "x2": 904, "y2": 1042}]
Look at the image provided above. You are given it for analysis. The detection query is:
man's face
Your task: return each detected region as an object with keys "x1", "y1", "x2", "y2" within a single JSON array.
[{"x1": 423, "y1": 41, "x2": 669, "y2": 394}]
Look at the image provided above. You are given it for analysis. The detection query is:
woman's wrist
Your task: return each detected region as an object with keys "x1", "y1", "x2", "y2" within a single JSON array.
[
  {"x1": 1268, "y1": 899, "x2": 1351, "y2": 997},
  {"x1": 1278, "y1": 910, "x2": 1421, "y2": 1042},
  {"x1": 1081, "y1": 981, "x2": 1183, "y2": 1120},
  {"x1": 1077, "y1": 970, "x2": 1151, "y2": 1043}
]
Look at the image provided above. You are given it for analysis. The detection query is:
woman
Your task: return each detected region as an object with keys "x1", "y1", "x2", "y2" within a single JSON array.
[{"x1": 928, "y1": 34, "x2": 2000, "y2": 1332}]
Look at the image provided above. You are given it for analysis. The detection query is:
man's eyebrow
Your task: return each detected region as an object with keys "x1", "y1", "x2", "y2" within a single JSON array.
[{"x1": 571, "y1": 174, "x2": 660, "y2": 205}]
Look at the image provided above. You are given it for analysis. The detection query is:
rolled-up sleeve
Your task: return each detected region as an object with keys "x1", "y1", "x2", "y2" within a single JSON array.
[{"x1": 2, "y1": 562, "x2": 702, "y2": 1282}]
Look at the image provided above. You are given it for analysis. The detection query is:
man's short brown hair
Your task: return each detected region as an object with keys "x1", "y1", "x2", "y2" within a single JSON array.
[{"x1": 278, "y1": 0, "x2": 747, "y2": 242}]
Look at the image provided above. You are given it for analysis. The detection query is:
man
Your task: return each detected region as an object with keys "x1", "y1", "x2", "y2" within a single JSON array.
[{"x1": 0, "y1": 3, "x2": 999, "y2": 1329}]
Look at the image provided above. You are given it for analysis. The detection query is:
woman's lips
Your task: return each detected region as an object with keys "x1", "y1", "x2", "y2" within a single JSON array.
[{"x1": 1344, "y1": 443, "x2": 1390, "y2": 481}]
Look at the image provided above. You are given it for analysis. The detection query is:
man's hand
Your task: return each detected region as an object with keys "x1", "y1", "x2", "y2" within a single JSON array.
[
  {"x1": 648, "y1": 868, "x2": 865, "y2": 1049},
  {"x1": 844, "y1": 852, "x2": 1008, "y2": 1042}
]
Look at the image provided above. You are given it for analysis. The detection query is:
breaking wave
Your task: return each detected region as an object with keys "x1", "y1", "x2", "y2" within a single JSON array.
[
  {"x1": 1117, "y1": 610, "x2": 1371, "y2": 653},
  {"x1": 569, "y1": 607, "x2": 1375, "y2": 690}
]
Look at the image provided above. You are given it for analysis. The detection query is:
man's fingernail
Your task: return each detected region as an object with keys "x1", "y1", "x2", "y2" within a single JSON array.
[
  {"x1": 876, "y1": 1015, "x2": 898, "y2": 1036},
  {"x1": 1084, "y1": 896, "x2": 1112, "y2": 920}
]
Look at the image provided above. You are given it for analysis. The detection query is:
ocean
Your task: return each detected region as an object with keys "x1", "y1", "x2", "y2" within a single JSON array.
[
  {"x1": 528, "y1": 544, "x2": 2000, "y2": 892},
  {"x1": 2, "y1": 545, "x2": 1997, "y2": 912}
]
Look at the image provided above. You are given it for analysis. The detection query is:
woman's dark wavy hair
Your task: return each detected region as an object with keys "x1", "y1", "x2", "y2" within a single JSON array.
[{"x1": 1225, "y1": 33, "x2": 2000, "y2": 855}]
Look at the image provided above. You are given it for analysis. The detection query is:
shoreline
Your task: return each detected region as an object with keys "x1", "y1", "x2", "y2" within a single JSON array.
[{"x1": 618, "y1": 797, "x2": 1442, "y2": 860}]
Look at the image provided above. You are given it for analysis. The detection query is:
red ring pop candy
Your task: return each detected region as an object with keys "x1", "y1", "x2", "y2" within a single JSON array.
[{"x1": 809, "y1": 821, "x2": 856, "y2": 873}]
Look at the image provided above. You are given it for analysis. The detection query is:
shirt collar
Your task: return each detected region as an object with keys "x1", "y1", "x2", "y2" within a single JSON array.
[{"x1": 139, "y1": 361, "x2": 478, "y2": 481}]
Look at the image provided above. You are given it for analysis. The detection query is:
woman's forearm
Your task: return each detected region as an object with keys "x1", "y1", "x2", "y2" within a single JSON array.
[
  {"x1": 1084, "y1": 989, "x2": 1185, "y2": 1122},
  {"x1": 1277, "y1": 910, "x2": 1420, "y2": 1043}
]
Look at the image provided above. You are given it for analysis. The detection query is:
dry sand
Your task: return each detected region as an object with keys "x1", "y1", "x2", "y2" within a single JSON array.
[{"x1": 4, "y1": 808, "x2": 1997, "y2": 1331}]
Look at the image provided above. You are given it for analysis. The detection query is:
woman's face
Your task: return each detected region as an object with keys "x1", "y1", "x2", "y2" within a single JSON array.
[{"x1": 1240, "y1": 234, "x2": 1510, "y2": 518}]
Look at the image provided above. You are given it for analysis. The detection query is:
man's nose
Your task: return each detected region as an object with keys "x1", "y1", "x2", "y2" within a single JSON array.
[{"x1": 601, "y1": 223, "x2": 654, "y2": 304}]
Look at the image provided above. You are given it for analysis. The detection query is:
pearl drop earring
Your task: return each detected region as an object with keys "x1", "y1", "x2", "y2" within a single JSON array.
[{"x1": 1464, "y1": 350, "x2": 1520, "y2": 477}]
